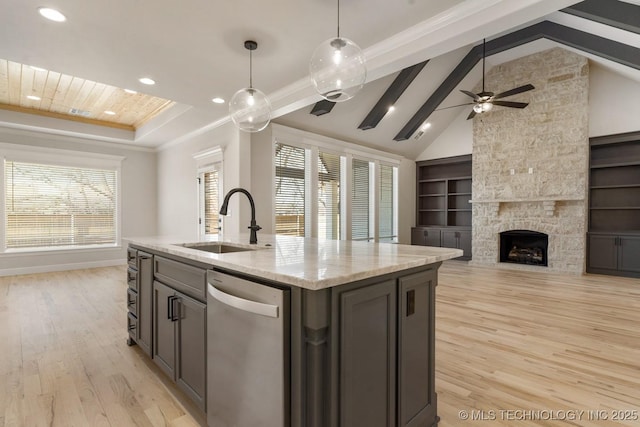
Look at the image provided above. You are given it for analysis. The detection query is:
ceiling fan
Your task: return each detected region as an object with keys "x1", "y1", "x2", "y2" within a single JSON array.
[{"x1": 440, "y1": 39, "x2": 535, "y2": 120}]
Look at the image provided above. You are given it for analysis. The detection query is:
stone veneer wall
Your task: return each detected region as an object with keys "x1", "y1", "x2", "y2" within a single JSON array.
[{"x1": 471, "y1": 48, "x2": 589, "y2": 274}]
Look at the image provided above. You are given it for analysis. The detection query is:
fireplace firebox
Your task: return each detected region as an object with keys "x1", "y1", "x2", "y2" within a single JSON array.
[{"x1": 499, "y1": 230, "x2": 548, "y2": 266}]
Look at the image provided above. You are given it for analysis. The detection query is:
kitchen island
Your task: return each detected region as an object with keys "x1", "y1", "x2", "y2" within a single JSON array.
[{"x1": 125, "y1": 234, "x2": 461, "y2": 427}]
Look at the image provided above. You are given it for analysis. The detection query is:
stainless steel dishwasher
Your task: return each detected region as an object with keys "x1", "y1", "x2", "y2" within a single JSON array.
[{"x1": 207, "y1": 270, "x2": 290, "y2": 427}]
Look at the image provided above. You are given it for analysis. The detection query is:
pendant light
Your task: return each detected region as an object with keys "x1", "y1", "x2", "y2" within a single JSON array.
[
  {"x1": 309, "y1": 0, "x2": 366, "y2": 102},
  {"x1": 229, "y1": 40, "x2": 271, "y2": 132}
]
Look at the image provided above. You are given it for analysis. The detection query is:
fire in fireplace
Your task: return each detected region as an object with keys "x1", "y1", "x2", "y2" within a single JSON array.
[{"x1": 499, "y1": 230, "x2": 549, "y2": 266}]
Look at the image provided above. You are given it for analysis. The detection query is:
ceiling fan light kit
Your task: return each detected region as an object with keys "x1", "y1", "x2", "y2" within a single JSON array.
[
  {"x1": 459, "y1": 39, "x2": 535, "y2": 120},
  {"x1": 309, "y1": 0, "x2": 366, "y2": 102},
  {"x1": 229, "y1": 40, "x2": 272, "y2": 133}
]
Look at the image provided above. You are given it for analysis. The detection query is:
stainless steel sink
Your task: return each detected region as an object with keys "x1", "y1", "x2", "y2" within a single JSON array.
[{"x1": 177, "y1": 243, "x2": 257, "y2": 254}]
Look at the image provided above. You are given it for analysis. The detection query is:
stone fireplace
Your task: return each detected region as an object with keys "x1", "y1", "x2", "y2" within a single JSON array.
[{"x1": 470, "y1": 48, "x2": 589, "y2": 274}]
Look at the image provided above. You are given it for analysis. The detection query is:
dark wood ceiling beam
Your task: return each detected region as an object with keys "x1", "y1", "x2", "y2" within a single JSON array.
[
  {"x1": 562, "y1": 0, "x2": 640, "y2": 35},
  {"x1": 358, "y1": 60, "x2": 428, "y2": 130},
  {"x1": 310, "y1": 99, "x2": 336, "y2": 116},
  {"x1": 393, "y1": 20, "x2": 640, "y2": 141},
  {"x1": 393, "y1": 22, "x2": 549, "y2": 141}
]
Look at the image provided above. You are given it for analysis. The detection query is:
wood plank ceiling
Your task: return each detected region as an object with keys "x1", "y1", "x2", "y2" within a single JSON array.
[{"x1": 0, "y1": 59, "x2": 175, "y2": 131}]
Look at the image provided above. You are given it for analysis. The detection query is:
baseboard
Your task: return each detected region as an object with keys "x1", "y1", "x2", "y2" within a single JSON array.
[{"x1": 0, "y1": 258, "x2": 126, "y2": 277}]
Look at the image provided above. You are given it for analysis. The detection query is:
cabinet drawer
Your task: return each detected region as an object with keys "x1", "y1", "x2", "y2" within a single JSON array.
[
  {"x1": 127, "y1": 267, "x2": 138, "y2": 291},
  {"x1": 127, "y1": 312, "x2": 137, "y2": 340},
  {"x1": 155, "y1": 256, "x2": 206, "y2": 301},
  {"x1": 127, "y1": 247, "x2": 138, "y2": 268},
  {"x1": 127, "y1": 288, "x2": 138, "y2": 315}
]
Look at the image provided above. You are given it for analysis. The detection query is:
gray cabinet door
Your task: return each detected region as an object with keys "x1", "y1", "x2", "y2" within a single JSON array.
[
  {"x1": 398, "y1": 270, "x2": 437, "y2": 427},
  {"x1": 176, "y1": 294, "x2": 207, "y2": 412},
  {"x1": 137, "y1": 252, "x2": 153, "y2": 356},
  {"x1": 619, "y1": 235, "x2": 640, "y2": 273},
  {"x1": 458, "y1": 230, "x2": 472, "y2": 258},
  {"x1": 588, "y1": 234, "x2": 618, "y2": 270},
  {"x1": 340, "y1": 280, "x2": 397, "y2": 427},
  {"x1": 153, "y1": 281, "x2": 176, "y2": 379},
  {"x1": 442, "y1": 229, "x2": 471, "y2": 259},
  {"x1": 411, "y1": 227, "x2": 441, "y2": 247}
]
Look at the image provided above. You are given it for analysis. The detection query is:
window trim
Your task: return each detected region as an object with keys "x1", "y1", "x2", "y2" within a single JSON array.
[{"x1": 0, "y1": 142, "x2": 124, "y2": 253}]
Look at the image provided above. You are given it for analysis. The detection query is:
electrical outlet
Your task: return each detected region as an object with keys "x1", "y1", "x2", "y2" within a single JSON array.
[
  {"x1": 528, "y1": 167, "x2": 534, "y2": 174},
  {"x1": 509, "y1": 168, "x2": 515, "y2": 175}
]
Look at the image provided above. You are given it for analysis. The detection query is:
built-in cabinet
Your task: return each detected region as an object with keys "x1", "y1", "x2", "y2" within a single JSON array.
[
  {"x1": 413, "y1": 155, "x2": 472, "y2": 260},
  {"x1": 587, "y1": 132, "x2": 640, "y2": 278},
  {"x1": 153, "y1": 256, "x2": 207, "y2": 412},
  {"x1": 333, "y1": 268, "x2": 438, "y2": 427}
]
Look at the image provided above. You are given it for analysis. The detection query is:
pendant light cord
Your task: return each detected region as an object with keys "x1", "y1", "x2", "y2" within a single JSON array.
[
  {"x1": 249, "y1": 49, "x2": 253, "y2": 89},
  {"x1": 337, "y1": 0, "x2": 340, "y2": 38}
]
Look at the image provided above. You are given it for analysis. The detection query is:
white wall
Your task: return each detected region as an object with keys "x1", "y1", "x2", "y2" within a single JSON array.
[
  {"x1": 156, "y1": 122, "x2": 245, "y2": 239},
  {"x1": 397, "y1": 158, "x2": 416, "y2": 244},
  {"x1": 0, "y1": 127, "x2": 157, "y2": 276},
  {"x1": 589, "y1": 64, "x2": 640, "y2": 137},
  {"x1": 250, "y1": 127, "x2": 275, "y2": 234},
  {"x1": 415, "y1": 108, "x2": 473, "y2": 161}
]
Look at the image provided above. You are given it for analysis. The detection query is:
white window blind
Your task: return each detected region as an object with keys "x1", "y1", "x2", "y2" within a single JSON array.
[
  {"x1": 275, "y1": 143, "x2": 306, "y2": 236},
  {"x1": 5, "y1": 160, "x2": 117, "y2": 249},
  {"x1": 379, "y1": 164, "x2": 397, "y2": 243},
  {"x1": 318, "y1": 152, "x2": 341, "y2": 240},
  {"x1": 351, "y1": 158, "x2": 373, "y2": 241},
  {"x1": 203, "y1": 170, "x2": 219, "y2": 235}
]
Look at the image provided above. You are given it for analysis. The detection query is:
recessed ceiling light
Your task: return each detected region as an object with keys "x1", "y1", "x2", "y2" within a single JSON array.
[
  {"x1": 124, "y1": 89, "x2": 137, "y2": 94},
  {"x1": 30, "y1": 65, "x2": 47, "y2": 72},
  {"x1": 38, "y1": 7, "x2": 67, "y2": 22},
  {"x1": 421, "y1": 122, "x2": 432, "y2": 130},
  {"x1": 211, "y1": 97, "x2": 225, "y2": 104},
  {"x1": 138, "y1": 77, "x2": 155, "y2": 85},
  {"x1": 104, "y1": 111, "x2": 116, "y2": 115},
  {"x1": 26, "y1": 95, "x2": 41, "y2": 101},
  {"x1": 387, "y1": 105, "x2": 396, "y2": 113}
]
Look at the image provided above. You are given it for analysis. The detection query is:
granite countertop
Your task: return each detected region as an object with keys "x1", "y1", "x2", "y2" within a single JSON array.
[{"x1": 125, "y1": 233, "x2": 462, "y2": 290}]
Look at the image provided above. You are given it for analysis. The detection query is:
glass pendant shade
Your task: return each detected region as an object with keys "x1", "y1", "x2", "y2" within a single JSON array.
[
  {"x1": 229, "y1": 87, "x2": 271, "y2": 132},
  {"x1": 309, "y1": 37, "x2": 366, "y2": 102}
]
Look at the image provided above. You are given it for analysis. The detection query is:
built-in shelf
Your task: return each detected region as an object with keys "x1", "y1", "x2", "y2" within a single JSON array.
[
  {"x1": 590, "y1": 161, "x2": 640, "y2": 169},
  {"x1": 590, "y1": 207, "x2": 640, "y2": 210},
  {"x1": 590, "y1": 184, "x2": 640, "y2": 189},
  {"x1": 587, "y1": 132, "x2": 640, "y2": 278},
  {"x1": 414, "y1": 155, "x2": 472, "y2": 260}
]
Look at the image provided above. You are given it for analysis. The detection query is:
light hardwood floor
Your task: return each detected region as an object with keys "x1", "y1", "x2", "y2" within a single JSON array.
[{"x1": 0, "y1": 263, "x2": 638, "y2": 426}]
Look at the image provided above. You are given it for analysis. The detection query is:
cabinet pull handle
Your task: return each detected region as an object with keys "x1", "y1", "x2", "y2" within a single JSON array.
[
  {"x1": 167, "y1": 296, "x2": 175, "y2": 320},
  {"x1": 172, "y1": 297, "x2": 180, "y2": 322}
]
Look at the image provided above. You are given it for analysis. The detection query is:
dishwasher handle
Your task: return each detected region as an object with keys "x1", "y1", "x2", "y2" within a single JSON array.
[{"x1": 208, "y1": 283, "x2": 279, "y2": 318}]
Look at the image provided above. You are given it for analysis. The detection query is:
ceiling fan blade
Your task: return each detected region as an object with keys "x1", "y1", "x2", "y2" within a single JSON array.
[
  {"x1": 492, "y1": 100, "x2": 529, "y2": 109},
  {"x1": 435, "y1": 102, "x2": 474, "y2": 112},
  {"x1": 466, "y1": 110, "x2": 477, "y2": 120},
  {"x1": 493, "y1": 84, "x2": 534, "y2": 100},
  {"x1": 460, "y1": 90, "x2": 479, "y2": 100}
]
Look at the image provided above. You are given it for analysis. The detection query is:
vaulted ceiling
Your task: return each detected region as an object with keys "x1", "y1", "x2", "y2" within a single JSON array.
[{"x1": 0, "y1": 0, "x2": 637, "y2": 156}]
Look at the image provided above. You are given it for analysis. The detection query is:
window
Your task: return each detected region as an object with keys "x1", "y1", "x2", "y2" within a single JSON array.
[
  {"x1": 318, "y1": 152, "x2": 341, "y2": 240},
  {"x1": 199, "y1": 168, "x2": 220, "y2": 235},
  {"x1": 275, "y1": 142, "x2": 306, "y2": 236},
  {"x1": 379, "y1": 164, "x2": 398, "y2": 243},
  {"x1": 4, "y1": 160, "x2": 117, "y2": 249},
  {"x1": 351, "y1": 158, "x2": 374, "y2": 241}
]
